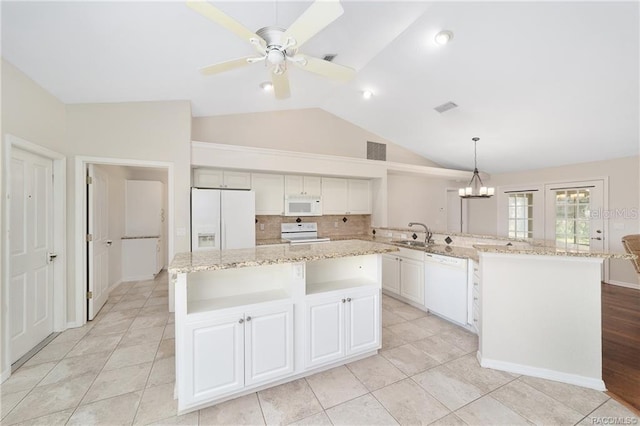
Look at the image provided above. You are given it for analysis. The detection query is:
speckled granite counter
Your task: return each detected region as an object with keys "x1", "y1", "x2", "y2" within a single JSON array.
[
  {"x1": 169, "y1": 239, "x2": 398, "y2": 273},
  {"x1": 474, "y1": 244, "x2": 637, "y2": 260}
]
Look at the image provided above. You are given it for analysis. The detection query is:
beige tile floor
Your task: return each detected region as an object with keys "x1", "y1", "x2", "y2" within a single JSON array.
[{"x1": 1, "y1": 271, "x2": 638, "y2": 425}]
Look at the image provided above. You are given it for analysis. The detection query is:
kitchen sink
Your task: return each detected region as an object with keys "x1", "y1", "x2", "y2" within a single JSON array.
[{"x1": 391, "y1": 240, "x2": 428, "y2": 248}]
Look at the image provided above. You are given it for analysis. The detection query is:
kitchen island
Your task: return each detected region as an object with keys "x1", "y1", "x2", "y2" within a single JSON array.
[
  {"x1": 169, "y1": 240, "x2": 398, "y2": 414},
  {"x1": 474, "y1": 244, "x2": 636, "y2": 391}
]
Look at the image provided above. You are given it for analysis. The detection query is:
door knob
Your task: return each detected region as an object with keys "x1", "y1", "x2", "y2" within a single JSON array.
[
  {"x1": 47, "y1": 252, "x2": 58, "y2": 263},
  {"x1": 590, "y1": 237, "x2": 602, "y2": 241},
  {"x1": 106, "y1": 240, "x2": 113, "y2": 246}
]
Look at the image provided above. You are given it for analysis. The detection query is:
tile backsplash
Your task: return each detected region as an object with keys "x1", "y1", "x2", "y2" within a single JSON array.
[{"x1": 256, "y1": 215, "x2": 371, "y2": 241}]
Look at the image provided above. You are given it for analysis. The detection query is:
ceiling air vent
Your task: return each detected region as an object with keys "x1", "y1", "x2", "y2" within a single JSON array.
[
  {"x1": 434, "y1": 101, "x2": 458, "y2": 114},
  {"x1": 367, "y1": 141, "x2": 387, "y2": 161},
  {"x1": 323, "y1": 54, "x2": 338, "y2": 62}
]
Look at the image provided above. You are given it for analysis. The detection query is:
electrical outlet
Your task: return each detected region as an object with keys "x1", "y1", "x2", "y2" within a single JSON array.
[
  {"x1": 334, "y1": 222, "x2": 338, "y2": 228},
  {"x1": 259, "y1": 224, "x2": 265, "y2": 231},
  {"x1": 400, "y1": 233, "x2": 407, "y2": 239}
]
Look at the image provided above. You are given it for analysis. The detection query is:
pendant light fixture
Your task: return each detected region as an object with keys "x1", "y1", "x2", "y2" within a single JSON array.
[{"x1": 459, "y1": 137, "x2": 495, "y2": 198}]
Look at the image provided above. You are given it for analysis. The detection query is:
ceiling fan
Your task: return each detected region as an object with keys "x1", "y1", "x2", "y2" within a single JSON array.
[{"x1": 187, "y1": 0, "x2": 356, "y2": 99}]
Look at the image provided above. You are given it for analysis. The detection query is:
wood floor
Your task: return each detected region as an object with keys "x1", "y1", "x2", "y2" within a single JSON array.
[{"x1": 602, "y1": 282, "x2": 640, "y2": 412}]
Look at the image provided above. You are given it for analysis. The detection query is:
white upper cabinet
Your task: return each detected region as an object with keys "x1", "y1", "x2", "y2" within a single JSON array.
[
  {"x1": 285, "y1": 175, "x2": 322, "y2": 197},
  {"x1": 347, "y1": 179, "x2": 372, "y2": 214},
  {"x1": 321, "y1": 178, "x2": 371, "y2": 215},
  {"x1": 193, "y1": 169, "x2": 251, "y2": 189},
  {"x1": 252, "y1": 174, "x2": 285, "y2": 215}
]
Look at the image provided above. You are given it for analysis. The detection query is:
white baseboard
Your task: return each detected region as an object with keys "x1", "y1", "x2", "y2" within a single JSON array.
[
  {"x1": 479, "y1": 356, "x2": 606, "y2": 391},
  {"x1": 66, "y1": 321, "x2": 83, "y2": 329},
  {"x1": 606, "y1": 279, "x2": 640, "y2": 290},
  {"x1": 109, "y1": 279, "x2": 123, "y2": 291},
  {"x1": 122, "y1": 275, "x2": 155, "y2": 282}
]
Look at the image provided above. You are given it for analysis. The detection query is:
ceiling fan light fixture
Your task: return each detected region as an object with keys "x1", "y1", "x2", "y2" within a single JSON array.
[
  {"x1": 362, "y1": 90, "x2": 374, "y2": 100},
  {"x1": 434, "y1": 30, "x2": 454, "y2": 46}
]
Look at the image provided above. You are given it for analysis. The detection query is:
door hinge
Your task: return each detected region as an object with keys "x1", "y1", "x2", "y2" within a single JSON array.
[
  {"x1": 86, "y1": 234, "x2": 93, "y2": 242},
  {"x1": 86, "y1": 291, "x2": 93, "y2": 299},
  {"x1": 86, "y1": 176, "x2": 93, "y2": 185}
]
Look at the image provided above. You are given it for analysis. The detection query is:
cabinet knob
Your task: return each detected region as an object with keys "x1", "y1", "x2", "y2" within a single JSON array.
[
  {"x1": 342, "y1": 299, "x2": 346, "y2": 303},
  {"x1": 246, "y1": 316, "x2": 252, "y2": 322},
  {"x1": 347, "y1": 297, "x2": 352, "y2": 302},
  {"x1": 473, "y1": 297, "x2": 478, "y2": 301},
  {"x1": 238, "y1": 318, "x2": 244, "y2": 324}
]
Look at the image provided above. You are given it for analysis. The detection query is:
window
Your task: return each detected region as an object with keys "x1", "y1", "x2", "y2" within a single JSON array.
[
  {"x1": 553, "y1": 189, "x2": 591, "y2": 251},
  {"x1": 508, "y1": 192, "x2": 534, "y2": 239}
]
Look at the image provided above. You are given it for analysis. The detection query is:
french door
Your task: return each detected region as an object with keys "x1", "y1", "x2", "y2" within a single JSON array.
[{"x1": 544, "y1": 180, "x2": 606, "y2": 278}]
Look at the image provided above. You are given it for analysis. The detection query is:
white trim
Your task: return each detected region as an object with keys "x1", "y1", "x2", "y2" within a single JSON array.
[
  {"x1": 607, "y1": 279, "x2": 640, "y2": 290},
  {"x1": 191, "y1": 141, "x2": 475, "y2": 181},
  {"x1": 479, "y1": 356, "x2": 607, "y2": 391},
  {"x1": 74, "y1": 156, "x2": 174, "y2": 326},
  {"x1": 1, "y1": 367, "x2": 10, "y2": 383},
  {"x1": 2, "y1": 134, "x2": 67, "y2": 381}
]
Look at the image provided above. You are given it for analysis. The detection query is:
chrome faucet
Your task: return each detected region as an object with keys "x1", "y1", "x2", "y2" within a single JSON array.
[{"x1": 408, "y1": 222, "x2": 433, "y2": 245}]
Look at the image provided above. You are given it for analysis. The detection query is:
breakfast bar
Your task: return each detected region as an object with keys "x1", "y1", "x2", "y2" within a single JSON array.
[
  {"x1": 169, "y1": 240, "x2": 398, "y2": 414},
  {"x1": 474, "y1": 244, "x2": 635, "y2": 391}
]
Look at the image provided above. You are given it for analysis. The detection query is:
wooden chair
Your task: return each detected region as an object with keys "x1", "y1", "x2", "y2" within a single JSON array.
[{"x1": 622, "y1": 234, "x2": 640, "y2": 273}]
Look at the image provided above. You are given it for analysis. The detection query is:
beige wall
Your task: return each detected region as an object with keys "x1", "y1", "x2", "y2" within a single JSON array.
[
  {"x1": 1, "y1": 59, "x2": 69, "y2": 377},
  {"x1": 387, "y1": 174, "x2": 456, "y2": 232},
  {"x1": 467, "y1": 156, "x2": 640, "y2": 285},
  {"x1": 192, "y1": 108, "x2": 439, "y2": 167},
  {"x1": 66, "y1": 101, "x2": 192, "y2": 322}
]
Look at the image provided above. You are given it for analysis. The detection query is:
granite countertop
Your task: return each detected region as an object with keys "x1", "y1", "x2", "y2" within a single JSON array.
[
  {"x1": 169, "y1": 239, "x2": 399, "y2": 273},
  {"x1": 474, "y1": 244, "x2": 637, "y2": 260},
  {"x1": 122, "y1": 235, "x2": 160, "y2": 240}
]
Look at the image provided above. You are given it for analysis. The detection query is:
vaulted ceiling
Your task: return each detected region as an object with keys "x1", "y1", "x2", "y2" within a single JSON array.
[{"x1": 2, "y1": 1, "x2": 638, "y2": 173}]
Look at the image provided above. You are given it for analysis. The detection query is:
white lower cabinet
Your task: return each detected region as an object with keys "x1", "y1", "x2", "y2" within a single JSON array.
[
  {"x1": 182, "y1": 303, "x2": 293, "y2": 406},
  {"x1": 382, "y1": 250, "x2": 425, "y2": 306},
  {"x1": 305, "y1": 288, "x2": 380, "y2": 369}
]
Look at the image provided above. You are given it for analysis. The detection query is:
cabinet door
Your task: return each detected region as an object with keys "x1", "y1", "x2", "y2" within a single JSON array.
[
  {"x1": 182, "y1": 314, "x2": 244, "y2": 405},
  {"x1": 253, "y1": 174, "x2": 285, "y2": 215},
  {"x1": 400, "y1": 258, "x2": 425, "y2": 305},
  {"x1": 347, "y1": 179, "x2": 371, "y2": 214},
  {"x1": 346, "y1": 289, "x2": 380, "y2": 355},
  {"x1": 321, "y1": 178, "x2": 348, "y2": 215},
  {"x1": 193, "y1": 169, "x2": 224, "y2": 188},
  {"x1": 245, "y1": 304, "x2": 294, "y2": 386},
  {"x1": 381, "y1": 255, "x2": 400, "y2": 295},
  {"x1": 303, "y1": 176, "x2": 322, "y2": 197},
  {"x1": 223, "y1": 171, "x2": 252, "y2": 189},
  {"x1": 304, "y1": 295, "x2": 345, "y2": 369},
  {"x1": 284, "y1": 175, "x2": 304, "y2": 196}
]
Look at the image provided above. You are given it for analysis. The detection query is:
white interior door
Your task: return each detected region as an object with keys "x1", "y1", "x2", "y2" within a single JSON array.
[
  {"x1": 87, "y1": 165, "x2": 110, "y2": 320},
  {"x1": 9, "y1": 148, "x2": 54, "y2": 362}
]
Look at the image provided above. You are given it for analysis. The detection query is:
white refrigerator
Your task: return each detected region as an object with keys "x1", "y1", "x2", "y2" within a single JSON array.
[{"x1": 191, "y1": 188, "x2": 256, "y2": 251}]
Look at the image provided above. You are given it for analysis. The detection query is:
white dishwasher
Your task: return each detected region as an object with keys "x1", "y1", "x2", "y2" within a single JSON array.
[{"x1": 424, "y1": 253, "x2": 468, "y2": 325}]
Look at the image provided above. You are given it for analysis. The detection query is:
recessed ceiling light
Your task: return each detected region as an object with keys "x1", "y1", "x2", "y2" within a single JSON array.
[
  {"x1": 434, "y1": 30, "x2": 454, "y2": 46},
  {"x1": 362, "y1": 90, "x2": 374, "y2": 100},
  {"x1": 260, "y1": 81, "x2": 273, "y2": 91}
]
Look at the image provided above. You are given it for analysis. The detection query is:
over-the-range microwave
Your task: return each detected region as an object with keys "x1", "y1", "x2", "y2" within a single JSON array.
[{"x1": 284, "y1": 196, "x2": 322, "y2": 216}]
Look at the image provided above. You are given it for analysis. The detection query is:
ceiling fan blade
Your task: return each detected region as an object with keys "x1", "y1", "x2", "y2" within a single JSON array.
[
  {"x1": 293, "y1": 54, "x2": 355, "y2": 81},
  {"x1": 186, "y1": 1, "x2": 266, "y2": 51},
  {"x1": 282, "y1": 0, "x2": 344, "y2": 49},
  {"x1": 272, "y1": 71, "x2": 291, "y2": 99},
  {"x1": 200, "y1": 56, "x2": 256, "y2": 75}
]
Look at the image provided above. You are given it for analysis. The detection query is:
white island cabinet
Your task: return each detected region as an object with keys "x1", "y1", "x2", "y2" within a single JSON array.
[{"x1": 171, "y1": 240, "x2": 397, "y2": 414}]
